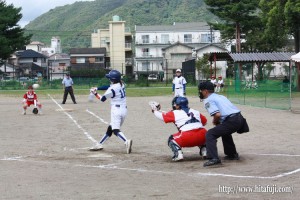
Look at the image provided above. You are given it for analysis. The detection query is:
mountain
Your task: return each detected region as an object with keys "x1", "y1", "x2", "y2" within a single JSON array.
[{"x1": 24, "y1": 0, "x2": 218, "y2": 52}]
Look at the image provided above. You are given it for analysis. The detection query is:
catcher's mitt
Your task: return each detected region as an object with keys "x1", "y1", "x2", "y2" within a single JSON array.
[
  {"x1": 32, "y1": 107, "x2": 38, "y2": 115},
  {"x1": 148, "y1": 101, "x2": 161, "y2": 111}
]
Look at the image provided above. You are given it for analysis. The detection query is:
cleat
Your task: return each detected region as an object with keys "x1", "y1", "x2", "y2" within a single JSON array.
[
  {"x1": 89, "y1": 143, "x2": 103, "y2": 151},
  {"x1": 172, "y1": 150, "x2": 183, "y2": 161},
  {"x1": 199, "y1": 145, "x2": 207, "y2": 158},
  {"x1": 22, "y1": 111, "x2": 26, "y2": 115},
  {"x1": 125, "y1": 139, "x2": 132, "y2": 154},
  {"x1": 224, "y1": 153, "x2": 239, "y2": 160},
  {"x1": 203, "y1": 158, "x2": 221, "y2": 167}
]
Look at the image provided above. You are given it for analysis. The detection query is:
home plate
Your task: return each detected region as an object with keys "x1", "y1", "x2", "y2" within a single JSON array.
[
  {"x1": 87, "y1": 153, "x2": 113, "y2": 158},
  {"x1": 56, "y1": 108, "x2": 74, "y2": 112}
]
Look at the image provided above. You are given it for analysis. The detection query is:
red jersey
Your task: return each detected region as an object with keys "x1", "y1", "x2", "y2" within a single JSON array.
[{"x1": 23, "y1": 91, "x2": 37, "y2": 102}]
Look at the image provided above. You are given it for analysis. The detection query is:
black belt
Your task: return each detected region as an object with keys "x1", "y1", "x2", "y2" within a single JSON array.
[
  {"x1": 115, "y1": 105, "x2": 127, "y2": 108},
  {"x1": 225, "y1": 112, "x2": 240, "y2": 120},
  {"x1": 175, "y1": 88, "x2": 182, "y2": 89}
]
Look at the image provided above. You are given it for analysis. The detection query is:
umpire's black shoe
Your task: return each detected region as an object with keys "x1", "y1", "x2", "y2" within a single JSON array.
[
  {"x1": 224, "y1": 153, "x2": 239, "y2": 160},
  {"x1": 203, "y1": 158, "x2": 221, "y2": 167}
]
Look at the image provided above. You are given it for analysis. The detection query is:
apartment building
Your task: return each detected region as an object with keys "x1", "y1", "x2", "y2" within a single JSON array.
[
  {"x1": 135, "y1": 22, "x2": 222, "y2": 80},
  {"x1": 91, "y1": 16, "x2": 133, "y2": 75}
]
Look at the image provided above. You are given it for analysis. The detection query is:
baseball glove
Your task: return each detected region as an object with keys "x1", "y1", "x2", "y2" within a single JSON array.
[
  {"x1": 149, "y1": 101, "x2": 161, "y2": 111},
  {"x1": 32, "y1": 107, "x2": 38, "y2": 115}
]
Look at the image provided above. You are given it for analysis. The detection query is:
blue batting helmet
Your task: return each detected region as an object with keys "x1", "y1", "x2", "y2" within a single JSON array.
[
  {"x1": 175, "y1": 97, "x2": 189, "y2": 108},
  {"x1": 106, "y1": 70, "x2": 121, "y2": 82}
]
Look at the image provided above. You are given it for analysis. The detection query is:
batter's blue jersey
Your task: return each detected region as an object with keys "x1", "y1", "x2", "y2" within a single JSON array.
[{"x1": 203, "y1": 93, "x2": 240, "y2": 122}]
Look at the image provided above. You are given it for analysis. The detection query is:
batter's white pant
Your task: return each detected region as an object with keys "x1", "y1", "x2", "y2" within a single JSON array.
[{"x1": 110, "y1": 105, "x2": 127, "y2": 129}]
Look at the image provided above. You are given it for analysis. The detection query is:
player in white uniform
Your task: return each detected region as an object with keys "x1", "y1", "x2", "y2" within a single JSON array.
[
  {"x1": 216, "y1": 76, "x2": 224, "y2": 92},
  {"x1": 172, "y1": 69, "x2": 187, "y2": 97},
  {"x1": 89, "y1": 70, "x2": 132, "y2": 154},
  {"x1": 210, "y1": 76, "x2": 217, "y2": 92}
]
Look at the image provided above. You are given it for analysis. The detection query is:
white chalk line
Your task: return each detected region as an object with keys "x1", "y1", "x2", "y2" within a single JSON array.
[
  {"x1": 86, "y1": 109, "x2": 109, "y2": 125},
  {"x1": 1, "y1": 155, "x2": 300, "y2": 179},
  {"x1": 250, "y1": 153, "x2": 300, "y2": 157},
  {"x1": 48, "y1": 94, "x2": 97, "y2": 143}
]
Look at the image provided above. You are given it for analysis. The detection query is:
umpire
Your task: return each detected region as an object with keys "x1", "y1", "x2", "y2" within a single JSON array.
[
  {"x1": 62, "y1": 73, "x2": 77, "y2": 104},
  {"x1": 198, "y1": 81, "x2": 248, "y2": 167}
]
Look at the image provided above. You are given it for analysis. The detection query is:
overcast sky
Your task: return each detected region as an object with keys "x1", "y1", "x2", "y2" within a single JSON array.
[{"x1": 5, "y1": 0, "x2": 95, "y2": 27}]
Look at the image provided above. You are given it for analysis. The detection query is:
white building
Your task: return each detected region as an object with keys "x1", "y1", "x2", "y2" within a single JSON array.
[
  {"x1": 134, "y1": 22, "x2": 222, "y2": 80},
  {"x1": 26, "y1": 37, "x2": 62, "y2": 57},
  {"x1": 26, "y1": 41, "x2": 46, "y2": 52}
]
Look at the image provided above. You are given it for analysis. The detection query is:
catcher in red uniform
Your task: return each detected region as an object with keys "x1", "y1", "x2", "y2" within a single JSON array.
[
  {"x1": 150, "y1": 97, "x2": 207, "y2": 161},
  {"x1": 22, "y1": 85, "x2": 42, "y2": 115}
]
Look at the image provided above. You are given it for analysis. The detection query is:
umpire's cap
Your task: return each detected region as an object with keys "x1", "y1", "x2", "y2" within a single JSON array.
[{"x1": 198, "y1": 81, "x2": 215, "y2": 92}]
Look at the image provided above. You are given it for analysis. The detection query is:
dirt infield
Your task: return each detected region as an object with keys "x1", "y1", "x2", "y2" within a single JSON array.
[{"x1": 0, "y1": 94, "x2": 299, "y2": 200}]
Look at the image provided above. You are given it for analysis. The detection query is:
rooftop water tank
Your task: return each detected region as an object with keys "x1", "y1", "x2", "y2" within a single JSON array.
[{"x1": 112, "y1": 15, "x2": 120, "y2": 21}]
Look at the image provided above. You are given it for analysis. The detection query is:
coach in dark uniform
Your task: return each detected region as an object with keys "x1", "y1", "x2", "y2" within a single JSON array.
[
  {"x1": 198, "y1": 81, "x2": 249, "y2": 167},
  {"x1": 62, "y1": 73, "x2": 77, "y2": 104}
]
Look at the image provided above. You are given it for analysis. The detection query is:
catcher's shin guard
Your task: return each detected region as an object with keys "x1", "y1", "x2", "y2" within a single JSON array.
[{"x1": 168, "y1": 136, "x2": 182, "y2": 160}]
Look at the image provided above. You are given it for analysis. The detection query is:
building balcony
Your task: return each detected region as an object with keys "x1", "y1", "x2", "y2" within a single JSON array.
[
  {"x1": 125, "y1": 43, "x2": 132, "y2": 51},
  {"x1": 125, "y1": 58, "x2": 132, "y2": 66}
]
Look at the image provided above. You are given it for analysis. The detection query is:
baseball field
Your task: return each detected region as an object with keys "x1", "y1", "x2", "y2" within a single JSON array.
[{"x1": 0, "y1": 92, "x2": 299, "y2": 200}]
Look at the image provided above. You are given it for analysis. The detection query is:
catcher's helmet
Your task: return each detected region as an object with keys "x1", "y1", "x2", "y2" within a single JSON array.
[
  {"x1": 198, "y1": 81, "x2": 215, "y2": 92},
  {"x1": 106, "y1": 70, "x2": 121, "y2": 82},
  {"x1": 175, "y1": 97, "x2": 189, "y2": 108}
]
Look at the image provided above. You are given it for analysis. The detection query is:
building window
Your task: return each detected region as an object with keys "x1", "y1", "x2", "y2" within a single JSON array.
[
  {"x1": 33, "y1": 57, "x2": 37, "y2": 62},
  {"x1": 142, "y1": 48, "x2": 149, "y2": 57},
  {"x1": 161, "y1": 34, "x2": 169, "y2": 44},
  {"x1": 201, "y1": 33, "x2": 211, "y2": 43},
  {"x1": 142, "y1": 35, "x2": 149, "y2": 43},
  {"x1": 184, "y1": 34, "x2": 192, "y2": 43},
  {"x1": 76, "y1": 57, "x2": 85, "y2": 63},
  {"x1": 95, "y1": 57, "x2": 104, "y2": 62},
  {"x1": 142, "y1": 62, "x2": 150, "y2": 71},
  {"x1": 100, "y1": 38, "x2": 106, "y2": 45}
]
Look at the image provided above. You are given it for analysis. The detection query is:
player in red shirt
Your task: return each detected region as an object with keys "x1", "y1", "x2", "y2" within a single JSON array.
[
  {"x1": 22, "y1": 85, "x2": 42, "y2": 115},
  {"x1": 151, "y1": 97, "x2": 207, "y2": 161}
]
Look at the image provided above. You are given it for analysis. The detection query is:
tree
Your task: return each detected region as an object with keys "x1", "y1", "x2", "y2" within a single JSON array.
[
  {"x1": 0, "y1": 0, "x2": 31, "y2": 61},
  {"x1": 204, "y1": 0, "x2": 260, "y2": 53},
  {"x1": 259, "y1": 0, "x2": 289, "y2": 52},
  {"x1": 196, "y1": 54, "x2": 211, "y2": 80},
  {"x1": 284, "y1": 0, "x2": 300, "y2": 52}
]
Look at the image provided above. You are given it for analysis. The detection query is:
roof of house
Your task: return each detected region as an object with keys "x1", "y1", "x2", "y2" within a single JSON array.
[
  {"x1": 161, "y1": 42, "x2": 194, "y2": 51},
  {"x1": 136, "y1": 22, "x2": 210, "y2": 32},
  {"x1": 207, "y1": 52, "x2": 295, "y2": 62},
  {"x1": 69, "y1": 48, "x2": 106, "y2": 54},
  {"x1": 19, "y1": 49, "x2": 47, "y2": 58},
  {"x1": 195, "y1": 43, "x2": 227, "y2": 52},
  {"x1": 48, "y1": 53, "x2": 70, "y2": 60}
]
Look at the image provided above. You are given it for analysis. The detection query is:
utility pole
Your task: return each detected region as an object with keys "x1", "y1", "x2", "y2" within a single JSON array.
[{"x1": 210, "y1": 25, "x2": 213, "y2": 43}]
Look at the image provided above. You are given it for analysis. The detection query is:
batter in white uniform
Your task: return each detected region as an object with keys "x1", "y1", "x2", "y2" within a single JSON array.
[{"x1": 89, "y1": 70, "x2": 132, "y2": 154}]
